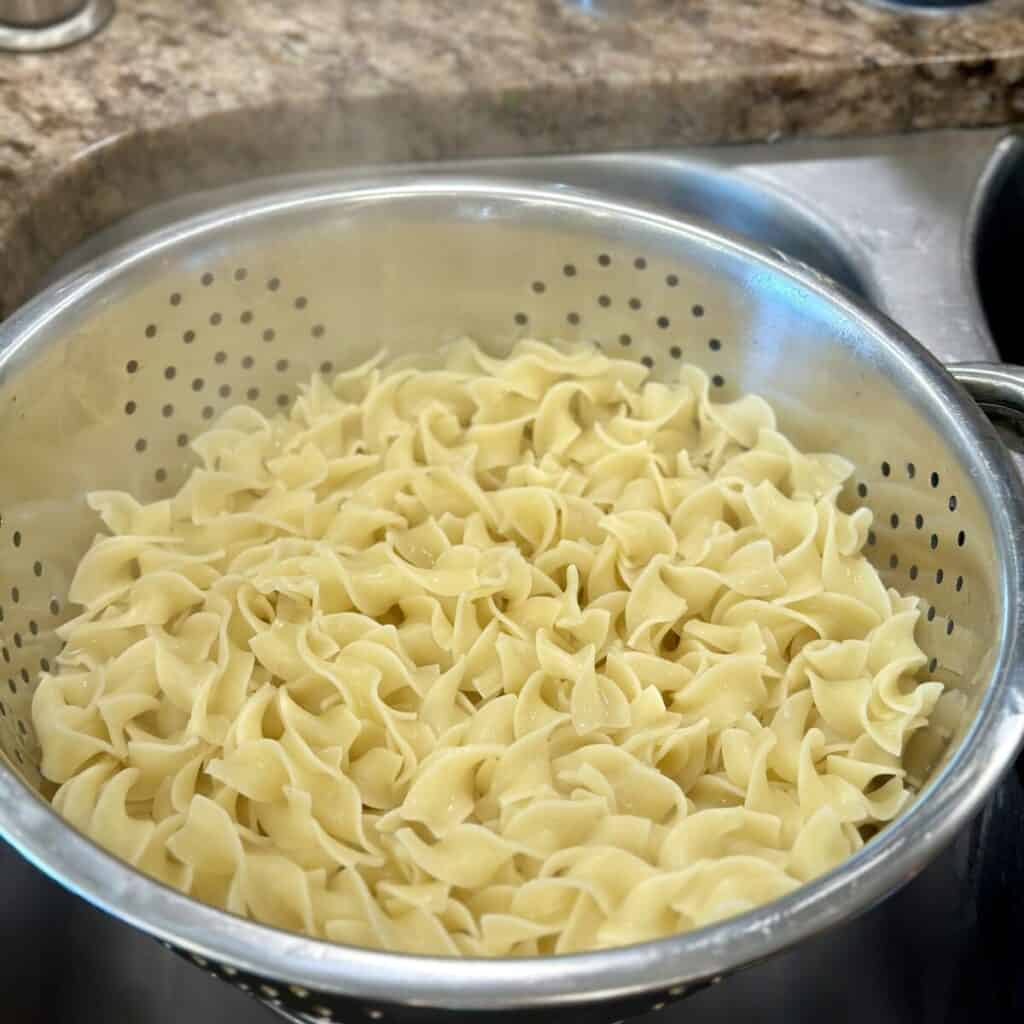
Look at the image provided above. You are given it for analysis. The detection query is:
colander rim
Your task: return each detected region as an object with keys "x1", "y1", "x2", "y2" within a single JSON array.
[{"x1": 0, "y1": 176, "x2": 1022, "y2": 1011}]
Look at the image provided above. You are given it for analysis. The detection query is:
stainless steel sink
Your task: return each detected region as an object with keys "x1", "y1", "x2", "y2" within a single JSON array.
[{"x1": 8, "y1": 126, "x2": 1024, "y2": 1024}]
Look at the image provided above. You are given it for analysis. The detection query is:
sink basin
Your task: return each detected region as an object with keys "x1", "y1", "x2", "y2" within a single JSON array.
[{"x1": 968, "y1": 134, "x2": 1024, "y2": 361}]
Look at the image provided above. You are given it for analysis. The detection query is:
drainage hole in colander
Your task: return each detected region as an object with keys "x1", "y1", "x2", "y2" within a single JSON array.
[
  {"x1": 294, "y1": 296, "x2": 308, "y2": 310},
  {"x1": 856, "y1": 483, "x2": 868, "y2": 498},
  {"x1": 125, "y1": 360, "x2": 138, "y2": 374},
  {"x1": 598, "y1": 253, "x2": 611, "y2": 267},
  {"x1": 32, "y1": 561, "x2": 41, "y2": 578},
  {"x1": 957, "y1": 530, "x2": 966, "y2": 547},
  {"x1": 192, "y1": 378, "x2": 204, "y2": 392},
  {"x1": 930, "y1": 534, "x2": 939, "y2": 550},
  {"x1": 201, "y1": 273, "x2": 214, "y2": 287},
  {"x1": 11, "y1": 531, "x2": 20, "y2": 548},
  {"x1": 28, "y1": 620, "x2": 37, "y2": 635},
  {"x1": 242, "y1": 356, "x2": 255, "y2": 370},
  {"x1": 145, "y1": 324, "x2": 157, "y2": 339},
  {"x1": 202, "y1": 407, "x2": 215, "y2": 421},
  {"x1": 214, "y1": 351, "x2": 227, "y2": 365},
  {"x1": 563, "y1": 263, "x2": 577, "y2": 277},
  {"x1": 947, "y1": 620, "x2": 955, "y2": 635},
  {"x1": 567, "y1": 313, "x2": 580, "y2": 326},
  {"x1": 240, "y1": 311, "x2": 253, "y2": 325},
  {"x1": 927, "y1": 606, "x2": 936, "y2": 621},
  {"x1": 276, "y1": 359, "x2": 289, "y2": 373},
  {"x1": 657, "y1": 316, "x2": 670, "y2": 329},
  {"x1": 634, "y1": 257, "x2": 647, "y2": 270},
  {"x1": 5, "y1": 677, "x2": 13, "y2": 691},
  {"x1": 19, "y1": 668, "x2": 27, "y2": 684},
  {"x1": 890, "y1": 513, "x2": 900, "y2": 528},
  {"x1": 320, "y1": 361, "x2": 334, "y2": 374},
  {"x1": 642, "y1": 356, "x2": 654, "y2": 369},
  {"x1": 712, "y1": 375, "x2": 725, "y2": 388},
  {"x1": 13, "y1": 633, "x2": 21, "y2": 648},
  {"x1": 219, "y1": 385, "x2": 232, "y2": 399},
  {"x1": 124, "y1": 401, "x2": 136, "y2": 415},
  {"x1": 246, "y1": 387, "x2": 259, "y2": 401},
  {"x1": 177, "y1": 434, "x2": 189, "y2": 448},
  {"x1": 666, "y1": 274, "x2": 679, "y2": 287},
  {"x1": 234, "y1": 268, "x2": 247, "y2": 282},
  {"x1": 276, "y1": 395, "x2": 289, "y2": 408},
  {"x1": 910, "y1": 565, "x2": 919, "y2": 580},
  {"x1": 670, "y1": 346, "x2": 682, "y2": 359},
  {"x1": 312, "y1": 324, "x2": 325, "y2": 339},
  {"x1": 949, "y1": 495, "x2": 958, "y2": 511},
  {"x1": 619, "y1": 334, "x2": 632, "y2": 347},
  {"x1": 629, "y1": 298, "x2": 642, "y2": 311},
  {"x1": 692, "y1": 304, "x2": 705, "y2": 318},
  {"x1": 210, "y1": 312, "x2": 222, "y2": 326},
  {"x1": 889, "y1": 554, "x2": 899, "y2": 569},
  {"x1": 906, "y1": 462, "x2": 916, "y2": 479},
  {"x1": 936, "y1": 569, "x2": 944, "y2": 585},
  {"x1": 164, "y1": 367, "x2": 176, "y2": 381},
  {"x1": 49, "y1": 598, "x2": 59, "y2": 616},
  {"x1": 514, "y1": 313, "x2": 528, "y2": 325},
  {"x1": 531, "y1": 281, "x2": 546, "y2": 294},
  {"x1": 915, "y1": 514, "x2": 924, "y2": 530},
  {"x1": 709, "y1": 338, "x2": 722, "y2": 351},
  {"x1": 169, "y1": 293, "x2": 182, "y2": 307},
  {"x1": 161, "y1": 404, "x2": 173, "y2": 419},
  {"x1": 868, "y1": 530, "x2": 877, "y2": 545},
  {"x1": 267, "y1": 277, "x2": 281, "y2": 292},
  {"x1": 155, "y1": 469, "x2": 167, "y2": 483},
  {"x1": 881, "y1": 461, "x2": 891, "y2": 477},
  {"x1": 598, "y1": 295, "x2": 611, "y2": 308},
  {"x1": 262, "y1": 329, "x2": 276, "y2": 343},
  {"x1": 0, "y1": 703, "x2": 6, "y2": 718},
  {"x1": 955, "y1": 575, "x2": 964, "y2": 592},
  {"x1": 931, "y1": 471, "x2": 940, "y2": 488},
  {"x1": 135, "y1": 439, "x2": 147, "y2": 453},
  {"x1": 11, "y1": 587, "x2": 19, "y2": 603}
]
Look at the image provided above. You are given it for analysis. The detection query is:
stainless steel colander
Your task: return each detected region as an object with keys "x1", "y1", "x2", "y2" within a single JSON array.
[{"x1": 1, "y1": 178, "x2": 1023, "y2": 1024}]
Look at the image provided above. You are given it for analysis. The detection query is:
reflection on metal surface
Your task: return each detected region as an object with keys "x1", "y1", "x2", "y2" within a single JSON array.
[{"x1": 0, "y1": 0, "x2": 111, "y2": 51}]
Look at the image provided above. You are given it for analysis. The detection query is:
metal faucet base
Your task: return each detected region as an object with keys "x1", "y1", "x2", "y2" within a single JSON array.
[{"x1": 0, "y1": 0, "x2": 112, "y2": 52}]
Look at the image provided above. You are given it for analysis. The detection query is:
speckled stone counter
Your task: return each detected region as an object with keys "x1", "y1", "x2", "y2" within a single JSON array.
[{"x1": 1, "y1": 0, "x2": 1023, "y2": 317}]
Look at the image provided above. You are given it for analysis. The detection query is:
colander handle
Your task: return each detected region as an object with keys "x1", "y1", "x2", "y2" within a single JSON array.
[{"x1": 949, "y1": 363, "x2": 1024, "y2": 455}]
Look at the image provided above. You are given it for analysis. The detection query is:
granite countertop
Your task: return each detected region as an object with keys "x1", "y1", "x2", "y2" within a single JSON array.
[{"x1": 1, "y1": 0, "x2": 1023, "y2": 317}]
